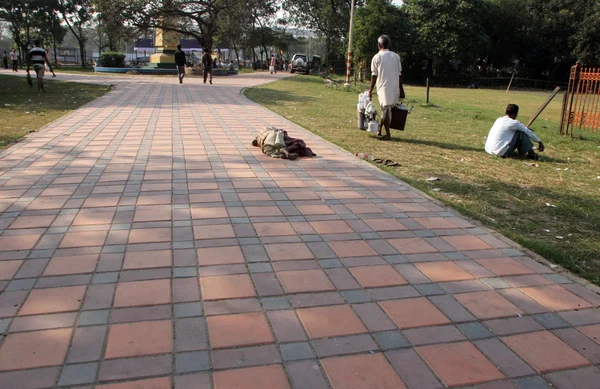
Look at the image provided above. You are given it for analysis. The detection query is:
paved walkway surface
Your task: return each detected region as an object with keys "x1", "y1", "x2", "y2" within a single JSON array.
[{"x1": 1, "y1": 69, "x2": 600, "y2": 389}]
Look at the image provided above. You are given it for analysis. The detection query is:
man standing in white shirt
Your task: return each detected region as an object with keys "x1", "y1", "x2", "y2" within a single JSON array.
[
  {"x1": 485, "y1": 104, "x2": 545, "y2": 159},
  {"x1": 368, "y1": 35, "x2": 405, "y2": 141}
]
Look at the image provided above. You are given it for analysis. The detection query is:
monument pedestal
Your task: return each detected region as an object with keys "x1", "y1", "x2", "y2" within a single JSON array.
[{"x1": 148, "y1": 23, "x2": 179, "y2": 69}]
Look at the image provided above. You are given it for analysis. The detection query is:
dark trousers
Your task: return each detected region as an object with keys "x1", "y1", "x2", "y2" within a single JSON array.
[
  {"x1": 203, "y1": 67, "x2": 212, "y2": 83},
  {"x1": 3, "y1": 59, "x2": 7, "y2": 69},
  {"x1": 12, "y1": 60, "x2": 18, "y2": 71},
  {"x1": 504, "y1": 131, "x2": 534, "y2": 157},
  {"x1": 177, "y1": 65, "x2": 185, "y2": 82}
]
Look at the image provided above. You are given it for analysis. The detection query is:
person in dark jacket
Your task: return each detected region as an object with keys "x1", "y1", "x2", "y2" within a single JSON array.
[
  {"x1": 201, "y1": 49, "x2": 212, "y2": 84},
  {"x1": 174, "y1": 44, "x2": 187, "y2": 84}
]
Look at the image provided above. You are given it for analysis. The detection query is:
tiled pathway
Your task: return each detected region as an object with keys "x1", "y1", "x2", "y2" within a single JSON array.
[{"x1": 1, "y1": 70, "x2": 600, "y2": 389}]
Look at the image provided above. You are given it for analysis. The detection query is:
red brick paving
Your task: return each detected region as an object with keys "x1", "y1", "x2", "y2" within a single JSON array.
[{"x1": 0, "y1": 70, "x2": 596, "y2": 388}]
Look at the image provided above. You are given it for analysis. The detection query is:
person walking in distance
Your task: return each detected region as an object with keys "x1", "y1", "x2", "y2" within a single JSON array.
[
  {"x1": 368, "y1": 35, "x2": 405, "y2": 141},
  {"x1": 174, "y1": 44, "x2": 187, "y2": 84},
  {"x1": 10, "y1": 49, "x2": 19, "y2": 72},
  {"x1": 27, "y1": 40, "x2": 56, "y2": 93},
  {"x1": 201, "y1": 49, "x2": 212, "y2": 84},
  {"x1": 270, "y1": 54, "x2": 277, "y2": 74},
  {"x1": 2, "y1": 51, "x2": 8, "y2": 69}
]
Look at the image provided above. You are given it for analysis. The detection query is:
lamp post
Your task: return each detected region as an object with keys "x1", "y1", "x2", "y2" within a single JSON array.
[{"x1": 344, "y1": 0, "x2": 356, "y2": 87}]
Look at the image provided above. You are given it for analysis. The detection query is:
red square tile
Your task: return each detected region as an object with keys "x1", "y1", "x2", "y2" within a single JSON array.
[
  {"x1": 114, "y1": 280, "x2": 171, "y2": 307},
  {"x1": 9, "y1": 215, "x2": 56, "y2": 229},
  {"x1": 193, "y1": 224, "x2": 236, "y2": 240},
  {"x1": 387, "y1": 238, "x2": 438, "y2": 254},
  {"x1": 97, "y1": 377, "x2": 171, "y2": 389},
  {"x1": 191, "y1": 207, "x2": 229, "y2": 219},
  {"x1": 309, "y1": 220, "x2": 354, "y2": 234},
  {"x1": 349, "y1": 265, "x2": 407, "y2": 288},
  {"x1": 123, "y1": 250, "x2": 172, "y2": 269},
  {"x1": 0, "y1": 260, "x2": 23, "y2": 280},
  {"x1": 322, "y1": 353, "x2": 406, "y2": 389},
  {"x1": 475, "y1": 257, "x2": 536, "y2": 276},
  {"x1": 503, "y1": 331, "x2": 591, "y2": 373},
  {"x1": 346, "y1": 204, "x2": 385, "y2": 214},
  {"x1": 0, "y1": 329, "x2": 71, "y2": 371},
  {"x1": 129, "y1": 228, "x2": 171, "y2": 244},
  {"x1": 0, "y1": 234, "x2": 41, "y2": 251},
  {"x1": 379, "y1": 298, "x2": 450, "y2": 329},
  {"x1": 297, "y1": 305, "x2": 367, "y2": 339},
  {"x1": 454, "y1": 291, "x2": 524, "y2": 319},
  {"x1": 60, "y1": 231, "x2": 108, "y2": 248},
  {"x1": 19, "y1": 286, "x2": 86, "y2": 315},
  {"x1": 520, "y1": 285, "x2": 593, "y2": 311},
  {"x1": 442, "y1": 235, "x2": 492, "y2": 251},
  {"x1": 83, "y1": 196, "x2": 120, "y2": 208},
  {"x1": 328, "y1": 241, "x2": 377, "y2": 257},
  {"x1": 277, "y1": 270, "x2": 335, "y2": 293},
  {"x1": 207, "y1": 312, "x2": 274, "y2": 348},
  {"x1": 105, "y1": 320, "x2": 173, "y2": 359},
  {"x1": 189, "y1": 193, "x2": 223, "y2": 203},
  {"x1": 134, "y1": 205, "x2": 172, "y2": 222},
  {"x1": 245, "y1": 206, "x2": 282, "y2": 217},
  {"x1": 418, "y1": 341, "x2": 505, "y2": 386},
  {"x1": 72, "y1": 211, "x2": 114, "y2": 226},
  {"x1": 238, "y1": 192, "x2": 272, "y2": 201},
  {"x1": 415, "y1": 261, "x2": 475, "y2": 282},
  {"x1": 266, "y1": 243, "x2": 315, "y2": 261},
  {"x1": 200, "y1": 274, "x2": 256, "y2": 300},
  {"x1": 213, "y1": 365, "x2": 290, "y2": 389},
  {"x1": 197, "y1": 246, "x2": 245, "y2": 266},
  {"x1": 413, "y1": 217, "x2": 459, "y2": 229},
  {"x1": 363, "y1": 219, "x2": 407, "y2": 232},
  {"x1": 393, "y1": 203, "x2": 429, "y2": 212},
  {"x1": 26, "y1": 196, "x2": 69, "y2": 210},
  {"x1": 296, "y1": 204, "x2": 335, "y2": 215},
  {"x1": 578, "y1": 324, "x2": 600, "y2": 345},
  {"x1": 43, "y1": 254, "x2": 98, "y2": 275},
  {"x1": 254, "y1": 222, "x2": 297, "y2": 236}
]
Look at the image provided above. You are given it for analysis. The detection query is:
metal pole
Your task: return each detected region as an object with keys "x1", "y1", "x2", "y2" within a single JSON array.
[
  {"x1": 426, "y1": 78, "x2": 430, "y2": 104},
  {"x1": 344, "y1": 0, "x2": 356, "y2": 87}
]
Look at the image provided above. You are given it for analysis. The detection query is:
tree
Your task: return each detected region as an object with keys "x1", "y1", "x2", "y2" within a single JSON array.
[
  {"x1": 57, "y1": 0, "x2": 94, "y2": 68},
  {"x1": 0, "y1": 0, "x2": 44, "y2": 65},
  {"x1": 353, "y1": 0, "x2": 411, "y2": 68},
  {"x1": 405, "y1": 0, "x2": 490, "y2": 81},
  {"x1": 123, "y1": 0, "x2": 237, "y2": 51},
  {"x1": 573, "y1": 1, "x2": 600, "y2": 66},
  {"x1": 36, "y1": 7, "x2": 67, "y2": 67},
  {"x1": 282, "y1": 0, "x2": 354, "y2": 72}
]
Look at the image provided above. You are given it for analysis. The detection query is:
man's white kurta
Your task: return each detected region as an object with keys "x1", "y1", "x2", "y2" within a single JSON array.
[
  {"x1": 485, "y1": 116, "x2": 541, "y2": 156},
  {"x1": 371, "y1": 49, "x2": 402, "y2": 107}
]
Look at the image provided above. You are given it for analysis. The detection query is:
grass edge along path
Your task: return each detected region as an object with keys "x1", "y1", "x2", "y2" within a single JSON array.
[
  {"x1": 0, "y1": 74, "x2": 111, "y2": 147},
  {"x1": 244, "y1": 76, "x2": 600, "y2": 285}
]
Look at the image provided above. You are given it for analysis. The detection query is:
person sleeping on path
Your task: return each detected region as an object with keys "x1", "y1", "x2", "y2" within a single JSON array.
[{"x1": 252, "y1": 127, "x2": 316, "y2": 160}]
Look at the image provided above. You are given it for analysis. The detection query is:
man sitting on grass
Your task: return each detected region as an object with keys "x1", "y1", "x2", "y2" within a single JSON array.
[{"x1": 485, "y1": 104, "x2": 545, "y2": 160}]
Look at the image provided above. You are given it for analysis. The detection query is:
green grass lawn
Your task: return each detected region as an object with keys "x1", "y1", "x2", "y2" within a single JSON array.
[
  {"x1": 245, "y1": 76, "x2": 600, "y2": 284},
  {"x1": 0, "y1": 74, "x2": 111, "y2": 147}
]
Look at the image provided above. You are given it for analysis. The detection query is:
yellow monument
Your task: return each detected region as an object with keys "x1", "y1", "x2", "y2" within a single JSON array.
[{"x1": 149, "y1": 22, "x2": 180, "y2": 69}]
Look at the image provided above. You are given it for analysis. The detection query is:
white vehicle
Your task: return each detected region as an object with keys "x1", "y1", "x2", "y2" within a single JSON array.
[{"x1": 290, "y1": 54, "x2": 310, "y2": 75}]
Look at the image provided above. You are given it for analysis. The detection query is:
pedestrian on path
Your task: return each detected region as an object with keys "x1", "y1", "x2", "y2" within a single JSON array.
[
  {"x1": 270, "y1": 54, "x2": 277, "y2": 74},
  {"x1": 27, "y1": 40, "x2": 56, "y2": 93},
  {"x1": 9, "y1": 49, "x2": 19, "y2": 72},
  {"x1": 174, "y1": 44, "x2": 187, "y2": 84},
  {"x1": 2, "y1": 51, "x2": 8, "y2": 69},
  {"x1": 201, "y1": 48, "x2": 212, "y2": 84},
  {"x1": 368, "y1": 35, "x2": 405, "y2": 141}
]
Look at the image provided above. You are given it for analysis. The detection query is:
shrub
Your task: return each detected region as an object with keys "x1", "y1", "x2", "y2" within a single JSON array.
[{"x1": 99, "y1": 52, "x2": 125, "y2": 67}]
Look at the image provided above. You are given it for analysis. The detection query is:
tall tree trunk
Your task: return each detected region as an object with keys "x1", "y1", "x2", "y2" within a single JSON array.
[
  {"x1": 53, "y1": 35, "x2": 58, "y2": 68},
  {"x1": 79, "y1": 41, "x2": 86, "y2": 68},
  {"x1": 233, "y1": 42, "x2": 240, "y2": 67}
]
